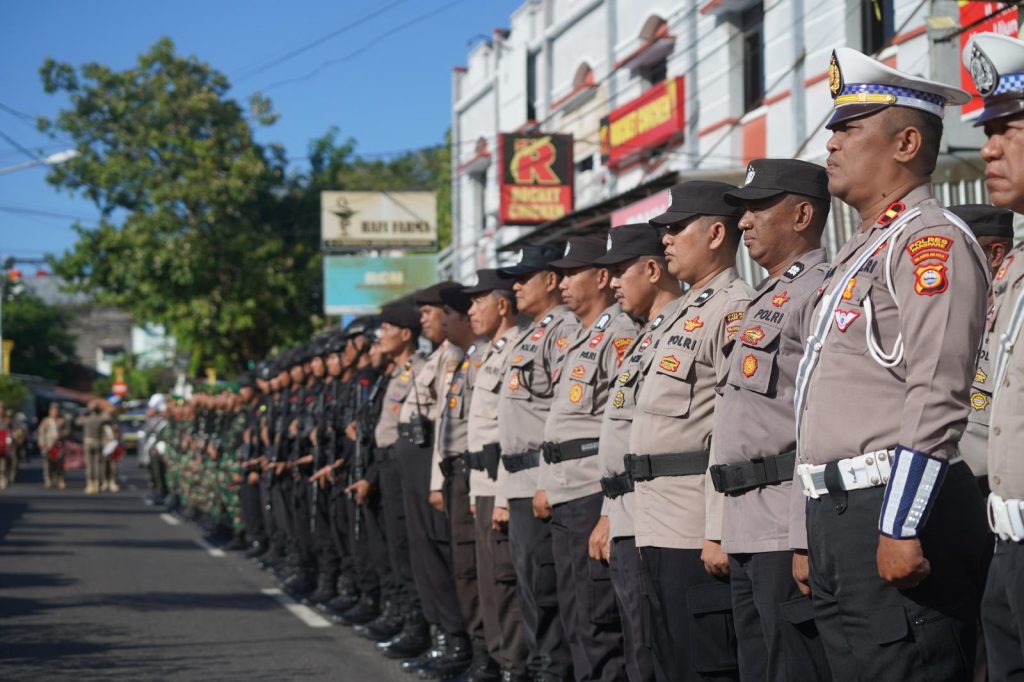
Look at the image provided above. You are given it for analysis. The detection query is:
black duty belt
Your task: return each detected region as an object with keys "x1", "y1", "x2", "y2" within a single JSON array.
[
  {"x1": 501, "y1": 451, "x2": 540, "y2": 473},
  {"x1": 376, "y1": 446, "x2": 396, "y2": 463},
  {"x1": 541, "y1": 439, "x2": 600, "y2": 465},
  {"x1": 466, "y1": 443, "x2": 501, "y2": 481},
  {"x1": 439, "y1": 454, "x2": 469, "y2": 478},
  {"x1": 625, "y1": 450, "x2": 710, "y2": 483},
  {"x1": 600, "y1": 472, "x2": 633, "y2": 499},
  {"x1": 709, "y1": 451, "x2": 796, "y2": 495}
]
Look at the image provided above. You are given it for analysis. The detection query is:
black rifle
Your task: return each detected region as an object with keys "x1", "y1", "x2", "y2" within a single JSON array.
[{"x1": 310, "y1": 388, "x2": 325, "y2": 534}]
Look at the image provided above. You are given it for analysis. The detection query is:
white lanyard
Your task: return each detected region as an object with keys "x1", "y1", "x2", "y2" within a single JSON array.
[{"x1": 994, "y1": 288, "x2": 1024, "y2": 402}]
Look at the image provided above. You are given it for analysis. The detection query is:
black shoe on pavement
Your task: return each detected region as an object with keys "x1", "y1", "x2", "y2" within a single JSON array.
[
  {"x1": 244, "y1": 540, "x2": 268, "y2": 559},
  {"x1": 321, "y1": 590, "x2": 360, "y2": 615},
  {"x1": 401, "y1": 631, "x2": 447, "y2": 673},
  {"x1": 377, "y1": 612, "x2": 430, "y2": 660},
  {"x1": 305, "y1": 573, "x2": 338, "y2": 606},
  {"x1": 223, "y1": 532, "x2": 248, "y2": 551},
  {"x1": 355, "y1": 602, "x2": 404, "y2": 642},
  {"x1": 464, "y1": 645, "x2": 502, "y2": 682},
  {"x1": 499, "y1": 671, "x2": 530, "y2": 682},
  {"x1": 332, "y1": 594, "x2": 379, "y2": 625},
  {"x1": 416, "y1": 632, "x2": 473, "y2": 679}
]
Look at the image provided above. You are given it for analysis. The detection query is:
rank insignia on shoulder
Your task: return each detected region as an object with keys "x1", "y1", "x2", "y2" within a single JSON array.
[
  {"x1": 595, "y1": 313, "x2": 611, "y2": 330},
  {"x1": 589, "y1": 333, "x2": 605, "y2": 348},
  {"x1": 613, "y1": 337, "x2": 633, "y2": 364},
  {"x1": 612, "y1": 390, "x2": 626, "y2": 409},
  {"x1": 914, "y1": 263, "x2": 948, "y2": 296},
  {"x1": 772, "y1": 291, "x2": 790, "y2": 308},
  {"x1": 834, "y1": 309, "x2": 860, "y2": 332},
  {"x1": 683, "y1": 316, "x2": 704, "y2": 332},
  {"x1": 877, "y1": 201, "x2": 905, "y2": 225},
  {"x1": 651, "y1": 314, "x2": 665, "y2": 329},
  {"x1": 496, "y1": 338, "x2": 508, "y2": 350},
  {"x1": 976, "y1": 367, "x2": 988, "y2": 385},
  {"x1": 541, "y1": 314, "x2": 554, "y2": 326},
  {"x1": 659, "y1": 354, "x2": 681, "y2": 373},
  {"x1": 970, "y1": 392, "x2": 990, "y2": 411},
  {"x1": 568, "y1": 384, "x2": 584, "y2": 404},
  {"x1": 694, "y1": 288, "x2": 714, "y2": 305},
  {"x1": 742, "y1": 354, "x2": 758, "y2": 378},
  {"x1": 996, "y1": 255, "x2": 1014, "y2": 282},
  {"x1": 571, "y1": 364, "x2": 586, "y2": 379},
  {"x1": 784, "y1": 262, "x2": 804, "y2": 279},
  {"x1": 740, "y1": 326, "x2": 766, "y2": 345},
  {"x1": 466, "y1": 344, "x2": 477, "y2": 357}
]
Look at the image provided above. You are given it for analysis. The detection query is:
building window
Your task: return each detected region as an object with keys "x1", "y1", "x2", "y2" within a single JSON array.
[
  {"x1": 741, "y1": 2, "x2": 765, "y2": 112},
  {"x1": 527, "y1": 52, "x2": 538, "y2": 122},
  {"x1": 862, "y1": 0, "x2": 895, "y2": 54},
  {"x1": 639, "y1": 57, "x2": 667, "y2": 87},
  {"x1": 574, "y1": 155, "x2": 594, "y2": 174}
]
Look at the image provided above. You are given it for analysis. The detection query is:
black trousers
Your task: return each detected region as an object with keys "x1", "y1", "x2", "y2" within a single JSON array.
[
  {"x1": 983, "y1": 540, "x2": 1024, "y2": 680},
  {"x1": 396, "y1": 437, "x2": 465, "y2": 635},
  {"x1": 508, "y1": 497, "x2": 573, "y2": 681},
  {"x1": 240, "y1": 478, "x2": 267, "y2": 545},
  {"x1": 344, "y1": 482, "x2": 387, "y2": 599},
  {"x1": 728, "y1": 551, "x2": 828, "y2": 682},
  {"x1": 311, "y1": 481, "x2": 339, "y2": 576},
  {"x1": 550, "y1": 493, "x2": 626, "y2": 682},
  {"x1": 639, "y1": 546, "x2": 739, "y2": 682},
  {"x1": 442, "y1": 469, "x2": 483, "y2": 641},
  {"x1": 270, "y1": 476, "x2": 297, "y2": 564},
  {"x1": 610, "y1": 536, "x2": 655, "y2": 682},
  {"x1": 378, "y1": 449, "x2": 418, "y2": 612},
  {"x1": 289, "y1": 475, "x2": 316, "y2": 570},
  {"x1": 260, "y1": 473, "x2": 284, "y2": 558},
  {"x1": 475, "y1": 495, "x2": 527, "y2": 674},
  {"x1": 807, "y1": 462, "x2": 990, "y2": 681}
]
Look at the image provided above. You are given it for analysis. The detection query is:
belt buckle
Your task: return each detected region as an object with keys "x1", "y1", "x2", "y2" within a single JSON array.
[
  {"x1": 796, "y1": 463, "x2": 819, "y2": 499},
  {"x1": 627, "y1": 454, "x2": 652, "y2": 482},
  {"x1": 989, "y1": 494, "x2": 1015, "y2": 541}
]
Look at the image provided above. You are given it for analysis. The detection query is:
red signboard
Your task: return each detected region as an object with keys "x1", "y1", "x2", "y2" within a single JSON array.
[
  {"x1": 498, "y1": 133, "x2": 574, "y2": 225},
  {"x1": 960, "y1": 2, "x2": 1019, "y2": 119},
  {"x1": 112, "y1": 381, "x2": 128, "y2": 397},
  {"x1": 610, "y1": 190, "x2": 671, "y2": 227},
  {"x1": 600, "y1": 76, "x2": 685, "y2": 168}
]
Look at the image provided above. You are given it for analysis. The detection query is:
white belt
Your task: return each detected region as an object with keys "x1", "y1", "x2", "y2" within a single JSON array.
[
  {"x1": 797, "y1": 450, "x2": 896, "y2": 498},
  {"x1": 988, "y1": 493, "x2": 1024, "y2": 542}
]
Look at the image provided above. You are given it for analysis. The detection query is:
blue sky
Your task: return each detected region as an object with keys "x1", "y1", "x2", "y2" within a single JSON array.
[{"x1": 0, "y1": 0, "x2": 521, "y2": 265}]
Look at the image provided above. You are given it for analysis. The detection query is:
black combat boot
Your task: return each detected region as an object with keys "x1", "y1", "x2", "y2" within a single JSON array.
[
  {"x1": 417, "y1": 632, "x2": 473, "y2": 679},
  {"x1": 305, "y1": 573, "x2": 337, "y2": 606},
  {"x1": 464, "y1": 640, "x2": 501, "y2": 682},
  {"x1": 355, "y1": 600, "x2": 404, "y2": 641},
  {"x1": 223, "y1": 530, "x2": 248, "y2": 551},
  {"x1": 377, "y1": 610, "x2": 430, "y2": 659},
  {"x1": 333, "y1": 593, "x2": 379, "y2": 625},
  {"x1": 401, "y1": 630, "x2": 446, "y2": 673},
  {"x1": 244, "y1": 540, "x2": 268, "y2": 559}
]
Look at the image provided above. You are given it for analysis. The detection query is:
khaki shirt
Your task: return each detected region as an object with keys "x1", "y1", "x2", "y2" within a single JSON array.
[
  {"x1": 714, "y1": 249, "x2": 828, "y2": 554},
  {"x1": 961, "y1": 305, "x2": 998, "y2": 477},
  {"x1": 988, "y1": 242, "x2": 1024, "y2": 499},
  {"x1": 631, "y1": 268, "x2": 754, "y2": 549},
  {"x1": 599, "y1": 301, "x2": 679, "y2": 539},
  {"x1": 374, "y1": 354, "x2": 427, "y2": 449},
  {"x1": 497, "y1": 305, "x2": 578, "y2": 500},
  {"x1": 431, "y1": 341, "x2": 484, "y2": 491},
  {"x1": 540, "y1": 303, "x2": 638, "y2": 506},
  {"x1": 468, "y1": 327, "x2": 520, "y2": 505},
  {"x1": 794, "y1": 185, "x2": 988, "y2": 541}
]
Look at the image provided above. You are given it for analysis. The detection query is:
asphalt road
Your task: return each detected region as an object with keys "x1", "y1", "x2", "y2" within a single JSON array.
[{"x1": 0, "y1": 455, "x2": 408, "y2": 681}]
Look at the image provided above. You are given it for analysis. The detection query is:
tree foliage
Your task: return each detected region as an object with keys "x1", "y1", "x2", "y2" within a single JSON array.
[
  {"x1": 0, "y1": 376, "x2": 30, "y2": 413},
  {"x1": 3, "y1": 292, "x2": 77, "y2": 381}
]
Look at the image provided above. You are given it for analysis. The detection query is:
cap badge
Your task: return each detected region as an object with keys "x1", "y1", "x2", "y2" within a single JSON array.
[
  {"x1": 828, "y1": 51, "x2": 842, "y2": 97},
  {"x1": 606, "y1": 233, "x2": 613, "y2": 252},
  {"x1": 564, "y1": 242, "x2": 572, "y2": 257},
  {"x1": 969, "y1": 43, "x2": 998, "y2": 97},
  {"x1": 744, "y1": 165, "x2": 755, "y2": 186},
  {"x1": 515, "y1": 249, "x2": 525, "y2": 264}
]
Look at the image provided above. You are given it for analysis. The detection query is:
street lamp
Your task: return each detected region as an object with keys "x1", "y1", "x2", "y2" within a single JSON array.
[{"x1": 0, "y1": 148, "x2": 80, "y2": 177}]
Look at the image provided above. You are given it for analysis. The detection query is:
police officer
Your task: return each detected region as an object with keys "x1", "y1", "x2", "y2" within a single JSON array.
[
  {"x1": 497, "y1": 245, "x2": 576, "y2": 681},
  {"x1": 711, "y1": 159, "x2": 832, "y2": 681},
  {"x1": 948, "y1": 204, "x2": 1015, "y2": 487},
  {"x1": 539, "y1": 235, "x2": 635, "y2": 681},
  {"x1": 592, "y1": 223, "x2": 680, "y2": 682},
  {"x1": 792, "y1": 48, "x2": 990, "y2": 680},
  {"x1": 963, "y1": 31, "x2": 1024, "y2": 679},
  {"x1": 464, "y1": 268, "x2": 529, "y2": 682},
  {"x1": 631, "y1": 180, "x2": 753, "y2": 681}
]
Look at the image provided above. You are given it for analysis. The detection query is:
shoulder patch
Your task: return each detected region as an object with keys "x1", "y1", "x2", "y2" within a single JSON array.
[
  {"x1": 783, "y1": 262, "x2": 804, "y2": 279},
  {"x1": 540, "y1": 314, "x2": 554, "y2": 327},
  {"x1": 495, "y1": 337, "x2": 508, "y2": 350},
  {"x1": 906, "y1": 235, "x2": 953, "y2": 264},
  {"x1": 466, "y1": 344, "x2": 477, "y2": 357},
  {"x1": 694, "y1": 288, "x2": 714, "y2": 305},
  {"x1": 613, "y1": 337, "x2": 633, "y2": 364},
  {"x1": 724, "y1": 311, "x2": 744, "y2": 324},
  {"x1": 914, "y1": 263, "x2": 948, "y2": 296},
  {"x1": 650, "y1": 314, "x2": 666, "y2": 329},
  {"x1": 594, "y1": 313, "x2": 611, "y2": 330}
]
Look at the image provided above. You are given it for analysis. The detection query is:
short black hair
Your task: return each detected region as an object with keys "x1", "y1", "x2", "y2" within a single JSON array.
[{"x1": 885, "y1": 107, "x2": 943, "y2": 175}]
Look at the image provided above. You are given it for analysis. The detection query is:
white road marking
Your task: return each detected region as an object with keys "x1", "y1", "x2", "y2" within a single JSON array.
[
  {"x1": 261, "y1": 588, "x2": 332, "y2": 628},
  {"x1": 194, "y1": 538, "x2": 226, "y2": 558},
  {"x1": 159, "y1": 513, "x2": 181, "y2": 526}
]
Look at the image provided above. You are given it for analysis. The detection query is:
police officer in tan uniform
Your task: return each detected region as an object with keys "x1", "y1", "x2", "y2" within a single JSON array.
[
  {"x1": 631, "y1": 181, "x2": 753, "y2": 682},
  {"x1": 592, "y1": 223, "x2": 680, "y2": 682},
  {"x1": 464, "y1": 268, "x2": 529, "y2": 682},
  {"x1": 711, "y1": 159, "x2": 832, "y2": 681},
  {"x1": 963, "y1": 31, "x2": 1024, "y2": 678},
  {"x1": 497, "y1": 245, "x2": 576, "y2": 682},
  {"x1": 792, "y1": 48, "x2": 991, "y2": 680},
  {"x1": 536, "y1": 235, "x2": 636, "y2": 682},
  {"x1": 390, "y1": 283, "x2": 470, "y2": 669},
  {"x1": 948, "y1": 204, "x2": 1015, "y2": 487}
]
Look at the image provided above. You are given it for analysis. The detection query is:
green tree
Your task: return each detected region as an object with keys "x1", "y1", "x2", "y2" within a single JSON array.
[
  {"x1": 0, "y1": 376, "x2": 29, "y2": 413},
  {"x1": 40, "y1": 38, "x2": 321, "y2": 374},
  {"x1": 3, "y1": 292, "x2": 77, "y2": 380}
]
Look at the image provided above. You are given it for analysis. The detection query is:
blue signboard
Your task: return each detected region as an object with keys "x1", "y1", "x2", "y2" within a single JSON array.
[{"x1": 323, "y1": 254, "x2": 438, "y2": 315}]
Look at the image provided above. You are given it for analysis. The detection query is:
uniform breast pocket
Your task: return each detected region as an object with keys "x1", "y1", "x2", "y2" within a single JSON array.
[
  {"x1": 636, "y1": 351, "x2": 697, "y2": 417},
  {"x1": 474, "y1": 369, "x2": 503, "y2": 417},
  {"x1": 607, "y1": 365, "x2": 641, "y2": 420},
  {"x1": 500, "y1": 358, "x2": 535, "y2": 401},
  {"x1": 564, "y1": 361, "x2": 598, "y2": 414},
  {"x1": 729, "y1": 324, "x2": 782, "y2": 396},
  {"x1": 825, "y1": 273, "x2": 874, "y2": 356}
]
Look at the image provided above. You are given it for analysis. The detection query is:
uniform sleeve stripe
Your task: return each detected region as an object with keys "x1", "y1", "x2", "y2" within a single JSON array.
[{"x1": 879, "y1": 445, "x2": 948, "y2": 538}]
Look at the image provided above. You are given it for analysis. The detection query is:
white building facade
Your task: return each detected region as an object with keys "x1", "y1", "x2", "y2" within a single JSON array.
[{"x1": 448, "y1": 0, "x2": 1009, "y2": 283}]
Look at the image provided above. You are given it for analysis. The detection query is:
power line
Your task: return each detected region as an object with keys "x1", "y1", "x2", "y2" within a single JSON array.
[
  {"x1": 232, "y1": 0, "x2": 412, "y2": 83},
  {"x1": 0, "y1": 129, "x2": 41, "y2": 162},
  {"x1": 0, "y1": 204, "x2": 96, "y2": 222},
  {"x1": 260, "y1": 0, "x2": 467, "y2": 92}
]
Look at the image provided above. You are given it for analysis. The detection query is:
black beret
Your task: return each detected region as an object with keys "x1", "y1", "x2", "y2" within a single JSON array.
[
  {"x1": 949, "y1": 204, "x2": 1015, "y2": 240},
  {"x1": 414, "y1": 281, "x2": 459, "y2": 307},
  {"x1": 440, "y1": 284, "x2": 473, "y2": 314},
  {"x1": 381, "y1": 305, "x2": 422, "y2": 334}
]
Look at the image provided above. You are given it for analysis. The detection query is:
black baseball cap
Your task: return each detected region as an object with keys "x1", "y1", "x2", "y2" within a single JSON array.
[
  {"x1": 499, "y1": 244, "x2": 565, "y2": 276},
  {"x1": 949, "y1": 204, "x2": 1015, "y2": 240},
  {"x1": 440, "y1": 284, "x2": 473, "y2": 314},
  {"x1": 463, "y1": 268, "x2": 515, "y2": 296},
  {"x1": 650, "y1": 181, "x2": 744, "y2": 226},
  {"x1": 593, "y1": 223, "x2": 666, "y2": 265},
  {"x1": 724, "y1": 159, "x2": 831, "y2": 204},
  {"x1": 549, "y1": 235, "x2": 608, "y2": 269},
  {"x1": 414, "y1": 281, "x2": 459, "y2": 307},
  {"x1": 381, "y1": 305, "x2": 422, "y2": 334}
]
